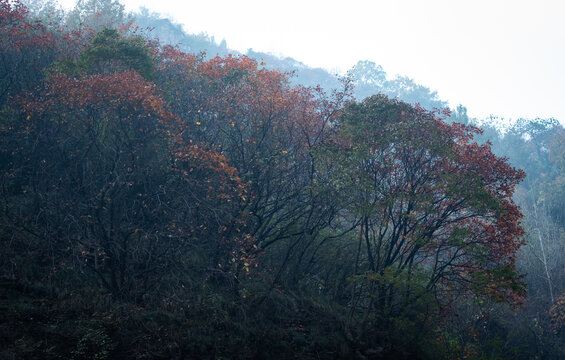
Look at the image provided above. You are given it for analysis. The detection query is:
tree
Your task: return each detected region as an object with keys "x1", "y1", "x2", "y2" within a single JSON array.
[
  {"x1": 156, "y1": 48, "x2": 352, "y2": 290},
  {"x1": 66, "y1": 0, "x2": 133, "y2": 31},
  {"x1": 0, "y1": 0, "x2": 77, "y2": 105},
  {"x1": 546, "y1": 127, "x2": 565, "y2": 226},
  {"x1": 385, "y1": 75, "x2": 446, "y2": 110},
  {"x1": 20, "y1": 0, "x2": 65, "y2": 27},
  {"x1": 319, "y1": 95, "x2": 525, "y2": 330},
  {"x1": 348, "y1": 60, "x2": 387, "y2": 100},
  {"x1": 57, "y1": 27, "x2": 157, "y2": 79},
  {"x1": 1, "y1": 70, "x2": 252, "y2": 300}
]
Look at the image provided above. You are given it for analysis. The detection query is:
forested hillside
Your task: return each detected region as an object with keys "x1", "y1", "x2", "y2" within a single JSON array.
[{"x1": 1, "y1": 1, "x2": 565, "y2": 359}]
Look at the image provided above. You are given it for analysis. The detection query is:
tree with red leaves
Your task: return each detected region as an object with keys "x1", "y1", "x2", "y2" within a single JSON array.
[
  {"x1": 320, "y1": 95, "x2": 525, "y2": 327},
  {"x1": 1, "y1": 69, "x2": 253, "y2": 300},
  {"x1": 157, "y1": 48, "x2": 351, "y2": 286},
  {"x1": 0, "y1": 0, "x2": 82, "y2": 104}
]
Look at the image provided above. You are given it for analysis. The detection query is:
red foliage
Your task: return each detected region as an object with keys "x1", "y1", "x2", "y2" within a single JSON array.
[
  {"x1": 329, "y1": 95, "x2": 526, "y2": 306},
  {"x1": 157, "y1": 48, "x2": 350, "y2": 254},
  {"x1": 0, "y1": 0, "x2": 84, "y2": 101},
  {"x1": 550, "y1": 293, "x2": 565, "y2": 334},
  {"x1": 5, "y1": 69, "x2": 257, "y2": 296},
  {"x1": 23, "y1": 71, "x2": 173, "y2": 118}
]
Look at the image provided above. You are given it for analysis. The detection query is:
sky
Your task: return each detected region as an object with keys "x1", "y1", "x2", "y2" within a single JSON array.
[{"x1": 58, "y1": 0, "x2": 565, "y2": 123}]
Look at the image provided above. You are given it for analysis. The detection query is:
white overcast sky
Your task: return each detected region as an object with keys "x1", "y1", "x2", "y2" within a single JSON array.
[{"x1": 58, "y1": 0, "x2": 565, "y2": 123}]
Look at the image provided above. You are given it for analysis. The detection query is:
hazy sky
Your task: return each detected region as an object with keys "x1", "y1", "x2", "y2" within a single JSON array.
[{"x1": 59, "y1": 0, "x2": 565, "y2": 123}]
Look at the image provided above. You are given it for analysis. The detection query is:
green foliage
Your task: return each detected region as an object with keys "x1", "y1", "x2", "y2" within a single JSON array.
[
  {"x1": 55, "y1": 28, "x2": 156, "y2": 79},
  {"x1": 471, "y1": 266, "x2": 527, "y2": 303}
]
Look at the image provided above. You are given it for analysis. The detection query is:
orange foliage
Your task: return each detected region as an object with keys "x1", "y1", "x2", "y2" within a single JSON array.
[{"x1": 550, "y1": 293, "x2": 565, "y2": 334}]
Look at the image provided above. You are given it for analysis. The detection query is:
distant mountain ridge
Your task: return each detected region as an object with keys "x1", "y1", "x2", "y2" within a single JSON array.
[{"x1": 133, "y1": 9, "x2": 447, "y2": 111}]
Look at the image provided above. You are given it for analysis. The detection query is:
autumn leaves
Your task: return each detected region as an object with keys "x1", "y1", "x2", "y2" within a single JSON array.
[{"x1": 1, "y1": 8, "x2": 525, "y2": 314}]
